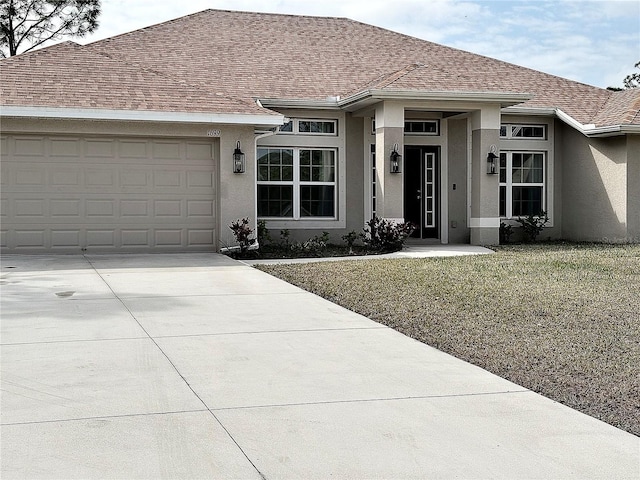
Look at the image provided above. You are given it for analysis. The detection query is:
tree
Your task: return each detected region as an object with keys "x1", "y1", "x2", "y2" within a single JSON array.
[
  {"x1": 623, "y1": 61, "x2": 640, "y2": 89},
  {"x1": 0, "y1": 0, "x2": 100, "y2": 57}
]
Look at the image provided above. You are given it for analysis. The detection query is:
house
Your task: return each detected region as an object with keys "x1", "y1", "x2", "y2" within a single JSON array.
[{"x1": 1, "y1": 9, "x2": 639, "y2": 253}]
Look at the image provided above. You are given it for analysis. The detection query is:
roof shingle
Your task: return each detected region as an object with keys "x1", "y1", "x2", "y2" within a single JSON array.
[{"x1": 2, "y1": 9, "x2": 638, "y2": 127}]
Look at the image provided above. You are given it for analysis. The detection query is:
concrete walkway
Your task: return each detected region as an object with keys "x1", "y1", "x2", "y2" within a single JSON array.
[
  {"x1": 1, "y1": 253, "x2": 638, "y2": 479},
  {"x1": 243, "y1": 244, "x2": 495, "y2": 265}
]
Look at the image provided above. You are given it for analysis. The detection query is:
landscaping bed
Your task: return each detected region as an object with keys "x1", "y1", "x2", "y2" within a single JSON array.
[{"x1": 257, "y1": 242, "x2": 640, "y2": 436}]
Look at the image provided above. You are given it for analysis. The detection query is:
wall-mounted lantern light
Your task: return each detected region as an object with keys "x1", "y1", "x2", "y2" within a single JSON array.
[
  {"x1": 487, "y1": 144, "x2": 498, "y2": 175},
  {"x1": 390, "y1": 143, "x2": 401, "y2": 173},
  {"x1": 233, "y1": 141, "x2": 245, "y2": 174}
]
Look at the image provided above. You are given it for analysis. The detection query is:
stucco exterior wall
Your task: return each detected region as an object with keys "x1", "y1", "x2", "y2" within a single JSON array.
[
  {"x1": 560, "y1": 123, "x2": 628, "y2": 242},
  {"x1": 626, "y1": 135, "x2": 640, "y2": 241},
  {"x1": 447, "y1": 118, "x2": 470, "y2": 243},
  {"x1": 344, "y1": 114, "x2": 366, "y2": 233}
]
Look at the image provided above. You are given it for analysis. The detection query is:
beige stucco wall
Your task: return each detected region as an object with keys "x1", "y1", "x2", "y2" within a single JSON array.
[
  {"x1": 560, "y1": 123, "x2": 628, "y2": 242},
  {"x1": 625, "y1": 135, "x2": 640, "y2": 241},
  {"x1": 447, "y1": 118, "x2": 470, "y2": 243}
]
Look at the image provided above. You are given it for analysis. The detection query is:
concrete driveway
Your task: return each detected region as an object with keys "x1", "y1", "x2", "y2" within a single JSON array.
[{"x1": 1, "y1": 253, "x2": 638, "y2": 479}]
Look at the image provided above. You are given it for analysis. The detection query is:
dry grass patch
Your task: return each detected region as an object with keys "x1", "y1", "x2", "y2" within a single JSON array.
[{"x1": 257, "y1": 243, "x2": 640, "y2": 436}]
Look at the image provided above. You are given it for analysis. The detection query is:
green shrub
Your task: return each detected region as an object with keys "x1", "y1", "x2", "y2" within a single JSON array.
[
  {"x1": 516, "y1": 211, "x2": 549, "y2": 242},
  {"x1": 257, "y1": 219, "x2": 271, "y2": 245},
  {"x1": 362, "y1": 216, "x2": 415, "y2": 252},
  {"x1": 291, "y1": 231, "x2": 330, "y2": 256},
  {"x1": 499, "y1": 222, "x2": 514, "y2": 244}
]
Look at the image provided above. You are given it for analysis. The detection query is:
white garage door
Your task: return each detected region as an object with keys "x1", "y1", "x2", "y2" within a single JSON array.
[{"x1": 1, "y1": 134, "x2": 218, "y2": 253}]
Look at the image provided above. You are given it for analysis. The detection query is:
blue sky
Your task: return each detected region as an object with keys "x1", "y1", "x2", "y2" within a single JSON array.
[{"x1": 81, "y1": 0, "x2": 639, "y2": 89}]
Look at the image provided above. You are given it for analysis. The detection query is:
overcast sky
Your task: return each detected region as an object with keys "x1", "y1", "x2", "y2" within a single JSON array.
[{"x1": 78, "y1": 0, "x2": 639, "y2": 89}]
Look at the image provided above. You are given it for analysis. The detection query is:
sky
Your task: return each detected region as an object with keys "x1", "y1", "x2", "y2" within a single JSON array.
[{"x1": 72, "y1": 0, "x2": 640, "y2": 89}]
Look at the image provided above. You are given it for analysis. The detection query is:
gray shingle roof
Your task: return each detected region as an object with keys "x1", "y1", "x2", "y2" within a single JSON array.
[{"x1": 2, "y1": 9, "x2": 638, "y2": 127}]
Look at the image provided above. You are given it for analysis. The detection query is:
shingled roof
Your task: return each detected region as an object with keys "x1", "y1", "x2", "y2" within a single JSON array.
[{"x1": 2, "y1": 9, "x2": 638, "y2": 129}]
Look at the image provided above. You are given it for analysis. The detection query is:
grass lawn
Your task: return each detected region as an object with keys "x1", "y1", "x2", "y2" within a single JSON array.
[{"x1": 257, "y1": 242, "x2": 640, "y2": 436}]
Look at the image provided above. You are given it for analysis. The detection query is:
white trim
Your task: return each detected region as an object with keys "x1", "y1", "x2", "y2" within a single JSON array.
[
  {"x1": 0, "y1": 105, "x2": 285, "y2": 127},
  {"x1": 503, "y1": 106, "x2": 556, "y2": 116},
  {"x1": 342, "y1": 90, "x2": 532, "y2": 108},
  {"x1": 470, "y1": 217, "x2": 500, "y2": 228}
]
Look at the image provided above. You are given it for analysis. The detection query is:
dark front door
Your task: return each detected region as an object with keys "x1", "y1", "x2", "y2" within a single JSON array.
[{"x1": 404, "y1": 146, "x2": 439, "y2": 238}]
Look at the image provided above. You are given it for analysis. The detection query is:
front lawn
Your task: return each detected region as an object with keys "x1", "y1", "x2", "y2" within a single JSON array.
[{"x1": 257, "y1": 243, "x2": 640, "y2": 436}]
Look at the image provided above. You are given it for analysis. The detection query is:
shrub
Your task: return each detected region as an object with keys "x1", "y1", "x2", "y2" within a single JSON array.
[
  {"x1": 229, "y1": 218, "x2": 256, "y2": 253},
  {"x1": 516, "y1": 211, "x2": 549, "y2": 242},
  {"x1": 362, "y1": 216, "x2": 415, "y2": 252},
  {"x1": 279, "y1": 229, "x2": 291, "y2": 247},
  {"x1": 342, "y1": 230, "x2": 359, "y2": 254},
  {"x1": 499, "y1": 222, "x2": 514, "y2": 244},
  {"x1": 257, "y1": 219, "x2": 271, "y2": 245},
  {"x1": 291, "y1": 231, "x2": 330, "y2": 256}
]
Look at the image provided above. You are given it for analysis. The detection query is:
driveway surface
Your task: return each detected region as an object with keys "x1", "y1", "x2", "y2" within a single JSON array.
[{"x1": 1, "y1": 253, "x2": 638, "y2": 479}]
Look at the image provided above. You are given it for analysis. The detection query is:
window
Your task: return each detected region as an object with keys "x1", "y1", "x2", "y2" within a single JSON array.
[
  {"x1": 404, "y1": 120, "x2": 439, "y2": 135},
  {"x1": 277, "y1": 119, "x2": 337, "y2": 136},
  {"x1": 500, "y1": 152, "x2": 545, "y2": 218},
  {"x1": 257, "y1": 147, "x2": 336, "y2": 219},
  {"x1": 500, "y1": 124, "x2": 546, "y2": 139}
]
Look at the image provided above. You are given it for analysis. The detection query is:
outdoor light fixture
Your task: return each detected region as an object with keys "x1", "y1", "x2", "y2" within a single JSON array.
[
  {"x1": 233, "y1": 141, "x2": 245, "y2": 174},
  {"x1": 487, "y1": 144, "x2": 498, "y2": 175},
  {"x1": 390, "y1": 143, "x2": 401, "y2": 173}
]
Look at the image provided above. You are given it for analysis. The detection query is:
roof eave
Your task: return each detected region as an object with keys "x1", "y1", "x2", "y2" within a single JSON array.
[
  {"x1": 340, "y1": 89, "x2": 533, "y2": 110},
  {"x1": 581, "y1": 124, "x2": 640, "y2": 137},
  {"x1": 256, "y1": 98, "x2": 342, "y2": 110},
  {"x1": 555, "y1": 108, "x2": 640, "y2": 137},
  {"x1": 258, "y1": 90, "x2": 533, "y2": 113},
  {"x1": 0, "y1": 106, "x2": 286, "y2": 127},
  {"x1": 502, "y1": 106, "x2": 557, "y2": 116}
]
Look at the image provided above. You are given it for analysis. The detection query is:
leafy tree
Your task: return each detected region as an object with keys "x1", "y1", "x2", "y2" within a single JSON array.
[
  {"x1": 623, "y1": 61, "x2": 640, "y2": 89},
  {"x1": 1, "y1": 0, "x2": 100, "y2": 57}
]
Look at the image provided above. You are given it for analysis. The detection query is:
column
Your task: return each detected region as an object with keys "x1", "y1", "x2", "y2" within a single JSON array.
[
  {"x1": 374, "y1": 101, "x2": 404, "y2": 222},
  {"x1": 470, "y1": 107, "x2": 501, "y2": 245}
]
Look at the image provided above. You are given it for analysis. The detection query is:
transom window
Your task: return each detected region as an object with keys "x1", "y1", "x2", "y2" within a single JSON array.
[
  {"x1": 500, "y1": 152, "x2": 545, "y2": 218},
  {"x1": 404, "y1": 120, "x2": 439, "y2": 135},
  {"x1": 500, "y1": 124, "x2": 546, "y2": 139},
  {"x1": 278, "y1": 119, "x2": 337, "y2": 135},
  {"x1": 257, "y1": 147, "x2": 336, "y2": 219},
  {"x1": 370, "y1": 119, "x2": 440, "y2": 135}
]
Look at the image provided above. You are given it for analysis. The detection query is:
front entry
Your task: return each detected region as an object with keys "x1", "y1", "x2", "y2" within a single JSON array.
[{"x1": 404, "y1": 146, "x2": 439, "y2": 239}]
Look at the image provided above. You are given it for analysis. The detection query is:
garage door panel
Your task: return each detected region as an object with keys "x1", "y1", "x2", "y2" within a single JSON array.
[{"x1": 1, "y1": 135, "x2": 218, "y2": 253}]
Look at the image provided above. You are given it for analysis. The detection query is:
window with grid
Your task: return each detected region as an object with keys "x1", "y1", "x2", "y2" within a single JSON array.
[
  {"x1": 499, "y1": 152, "x2": 545, "y2": 218},
  {"x1": 257, "y1": 147, "x2": 336, "y2": 219},
  {"x1": 277, "y1": 119, "x2": 337, "y2": 136},
  {"x1": 500, "y1": 124, "x2": 546, "y2": 139}
]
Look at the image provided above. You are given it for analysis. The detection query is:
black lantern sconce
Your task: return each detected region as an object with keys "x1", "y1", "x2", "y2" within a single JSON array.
[
  {"x1": 390, "y1": 143, "x2": 401, "y2": 173},
  {"x1": 233, "y1": 141, "x2": 245, "y2": 174},
  {"x1": 487, "y1": 145, "x2": 498, "y2": 175}
]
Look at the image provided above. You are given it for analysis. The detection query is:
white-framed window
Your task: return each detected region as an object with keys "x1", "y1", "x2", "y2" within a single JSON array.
[
  {"x1": 278, "y1": 119, "x2": 337, "y2": 136},
  {"x1": 500, "y1": 151, "x2": 546, "y2": 218},
  {"x1": 404, "y1": 120, "x2": 439, "y2": 135},
  {"x1": 257, "y1": 147, "x2": 336, "y2": 219},
  {"x1": 370, "y1": 119, "x2": 440, "y2": 136},
  {"x1": 500, "y1": 124, "x2": 546, "y2": 139}
]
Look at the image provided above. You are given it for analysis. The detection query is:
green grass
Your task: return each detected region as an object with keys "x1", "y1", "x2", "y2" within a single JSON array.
[{"x1": 257, "y1": 243, "x2": 640, "y2": 436}]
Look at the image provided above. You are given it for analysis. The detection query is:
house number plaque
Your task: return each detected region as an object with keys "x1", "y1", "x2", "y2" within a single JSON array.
[{"x1": 207, "y1": 129, "x2": 221, "y2": 137}]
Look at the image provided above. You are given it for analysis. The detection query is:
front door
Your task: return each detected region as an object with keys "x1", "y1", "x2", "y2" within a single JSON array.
[{"x1": 404, "y1": 146, "x2": 439, "y2": 238}]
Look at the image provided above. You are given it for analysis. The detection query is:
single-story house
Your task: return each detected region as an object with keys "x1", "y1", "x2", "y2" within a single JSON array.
[{"x1": 1, "y1": 9, "x2": 639, "y2": 253}]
